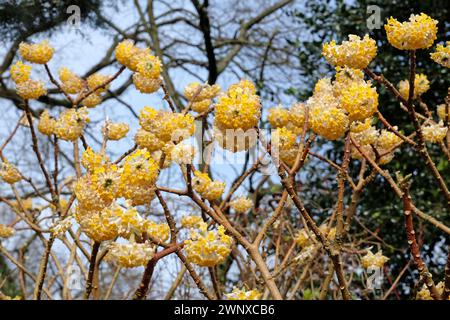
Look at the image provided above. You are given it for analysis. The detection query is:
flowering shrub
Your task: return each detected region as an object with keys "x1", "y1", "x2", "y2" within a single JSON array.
[{"x1": 1, "y1": 12, "x2": 450, "y2": 302}]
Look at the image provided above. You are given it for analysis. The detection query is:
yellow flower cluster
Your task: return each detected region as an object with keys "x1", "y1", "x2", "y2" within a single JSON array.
[
  {"x1": 170, "y1": 143, "x2": 196, "y2": 165},
  {"x1": 10, "y1": 61, "x2": 31, "y2": 83},
  {"x1": 77, "y1": 147, "x2": 159, "y2": 212},
  {"x1": 376, "y1": 129, "x2": 402, "y2": 150},
  {"x1": 271, "y1": 127, "x2": 297, "y2": 151},
  {"x1": 398, "y1": 74, "x2": 430, "y2": 100},
  {"x1": 295, "y1": 225, "x2": 336, "y2": 248},
  {"x1": 106, "y1": 242, "x2": 155, "y2": 268},
  {"x1": 422, "y1": 121, "x2": 447, "y2": 143},
  {"x1": 225, "y1": 287, "x2": 262, "y2": 300},
  {"x1": 10, "y1": 61, "x2": 47, "y2": 100},
  {"x1": 385, "y1": 13, "x2": 438, "y2": 50},
  {"x1": 75, "y1": 202, "x2": 140, "y2": 242},
  {"x1": 184, "y1": 222, "x2": 232, "y2": 267},
  {"x1": 416, "y1": 281, "x2": 449, "y2": 300},
  {"x1": 115, "y1": 40, "x2": 162, "y2": 94},
  {"x1": 38, "y1": 107, "x2": 90, "y2": 141},
  {"x1": 180, "y1": 215, "x2": 204, "y2": 229},
  {"x1": 184, "y1": 82, "x2": 221, "y2": 113},
  {"x1": 230, "y1": 196, "x2": 253, "y2": 214},
  {"x1": 437, "y1": 104, "x2": 450, "y2": 122},
  {"x1": 0, "y1": 162, "x2": 22, "y2": 184},
  {"x1": 280, "y1": 146, "x2": 304, "y2": 167},
  {"x1": 192, "y1": 171, "x2": 225, "y2": 201},
  {"x1": 431, "y1": 42, "x2": 450, "y2": 68},
  {"x1": 308, "y1": 78, "x2": 349, "y2": 140},
  {"x1": 136, "y1": 106, "x2": 195, "y2": 153},
  {"x1": 361, "y1": 250, "x2": 389, "y2": 269},
  {"x1": 119, "y1": 149, "x2": 159, "y2": 205},
  {"x1": 143, "y1": 220, "x2": 170, "y2": 242},
  {"x1": 19, "y1": 40, "x2": 54, "y2": 64},
  {"x1": 267, "y1": 103, "x2": 307, "y2": 135},
  {"x1": 105, "y1": 122, "x2": 129, "y2": 141},
  {"x1": 214, "y1": 80, "x2": 261, "y2": 131},
  {"x1": 307, "y1": 68, "x2": 378, "y2": 141},
  {"x1": 0, "y1": 224, "x2": 15, "y2": 238},
  {"x1": 340, "y1": 81, "x2": 378, "y2": 121},
  {"x1": 322, "y1": 34, "x2": 377, "y2": 69},
  {"x1": 59, "y1": 67, "x2": 84, "y2": 94},
  {"x1": 351, "y1": 126, "x2": 401, "y2": 165}
]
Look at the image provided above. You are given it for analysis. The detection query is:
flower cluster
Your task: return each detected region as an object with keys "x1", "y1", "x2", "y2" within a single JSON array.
[
  {"x1": 398, "y1": 73, "x2": 430, "y2": 100},
  {"x1": 225, "y1": 287, "x2": 262, "y2": 300},
  {"x1": 431, "y1": 42, "x2": 450, "y2": 68},
  {"x1": 416, "y1": 281, "x2": 448, "y2": 300},
  {"x1": 0, "y1": 224, "x2": 15, "y2": 238},
  {"x1": 307, "y1": 78, "x2": 346, "y2": 141},
  {"x1": 180, "y1": 215, "x2": 204, "y2": 229},
  {"x1": 19, "y1": 40, "x2": 54, "y2": 64},
  {"x1": 192, "y1": 171, "x2": 225, "y2": 201},
  {"x1": 214, "y1": 79, "x2": 261, "y2": 131},
  {"x1": 422, "y1": 121, "x2": 447, "y2": 143},
  {"x1": 184, "y1": 222, "x2": 232, "y2": 267},
  {"x1": 437, "y1": 104, "x2": 450, "y2": 122},
  {"x1": 136, "y1": 106, "x2": 195, "y2": 157},
  {"x1": 385, "y1": 13, "x2": 438, "y2": 50},
  {"x1": 0, "y1": 162, "x2": 22, "y2": 184},
  {"x1": 10, "y1": 60, "x2": 47, "y2": 100},
  {"x1": 351, "y1": 125, "x2": 402, "y2": 165},
  {"x1": 106, "y1": 242, "x2": 155, "y2": 268},
  {"x1": 38, "y1": 107, "x2": 90, "y2": 141},
  {"x1": 104, "y1": 122, "x2": 129, "y2": 141},
  {"x1": 322, "y1": 34, "x2": 377, "y2": 69},
  {"x1": 230, "y1": 196, "x2": 253, "y2": 214},
  {"x1": 115, "y1": 40, "x2": 162, "y2": 94},
  {"x1": 361, "y1": 250, "x2": 389, "y2": 269},
  {"x1": 267, "y1": 103, "x2": 307, "y2": 135},
  {"x1": 184, "y1": 82, "x2": 221, "y2": 113},
  {"x1": 59, "y1": 68, "x2": 84, "y2": 94}
]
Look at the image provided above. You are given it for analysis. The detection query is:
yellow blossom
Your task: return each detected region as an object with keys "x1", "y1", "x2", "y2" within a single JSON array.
[
  {"x1": 230, "y1": 196, "x2": 253, "y2": 213},
  {"x1": 214, "y1": 80, "x2": 261, "y2": 131},
  {"x1": 59, "y1": 67, "x2": 84, "y2": 94},
  {"x1": 87, "y1": 73, "x2": 110, "y2": 94},
  {"x1": 37, "y1": 110, "x2": 56, "y2": 136},
  {"x1": 16, "y1": 79, "x2": 47, "y2": 100},
  {"x1": 398, "y1": 74, "x2": 430, "y2": 100},
  {"x1": 225, "y1": 287, "x2": 262, "y2": 300},
  {"x1": 268, "y1": 105, "x2": 290, "y2": 128},
  {"x1": 10, "y1": 61, "x2": 31, "y2": 84},
  {"x1": 184, "y1": 223, "x2": 232, "y2": 267},
  {"x1": 422, "y1": 121, "x2": 447, "y2": 143},
  {"x1": 107, "y1": 242, "x2": 155, "y2": 268},
  {"x1": 184, "y1": 82, "x2": 221, "y2": 102},
  {"x1": 133, "y1": 73, "x2": 162, "y2": 94},
  {"x1": 340, "y1": 82, "x2": 378, "y2": 121},
  {"x1": 385, "y1": 13, "x2": 438, "y2": 50},
  {"x1": 0, "y1": 224, "x2": 15, "y2": 238},
  {"x1": 0, "y1": 162, "x2": 22, "y2": 184},
  {"x1": 431, "y1": 42, "x2": 450, "y2": 68},
  {"x1": 105, "y1": 122, "x2": 129, "y2": 141},
  {"x1": 361, "y1": 250, "x2": 389, "y2": 269},
  {"x1": 19, "y1": 40, "x2": 54, "y2": 64},
  {"x1": 323, "y1": 34, "x2": 377, "y2": 69}
]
